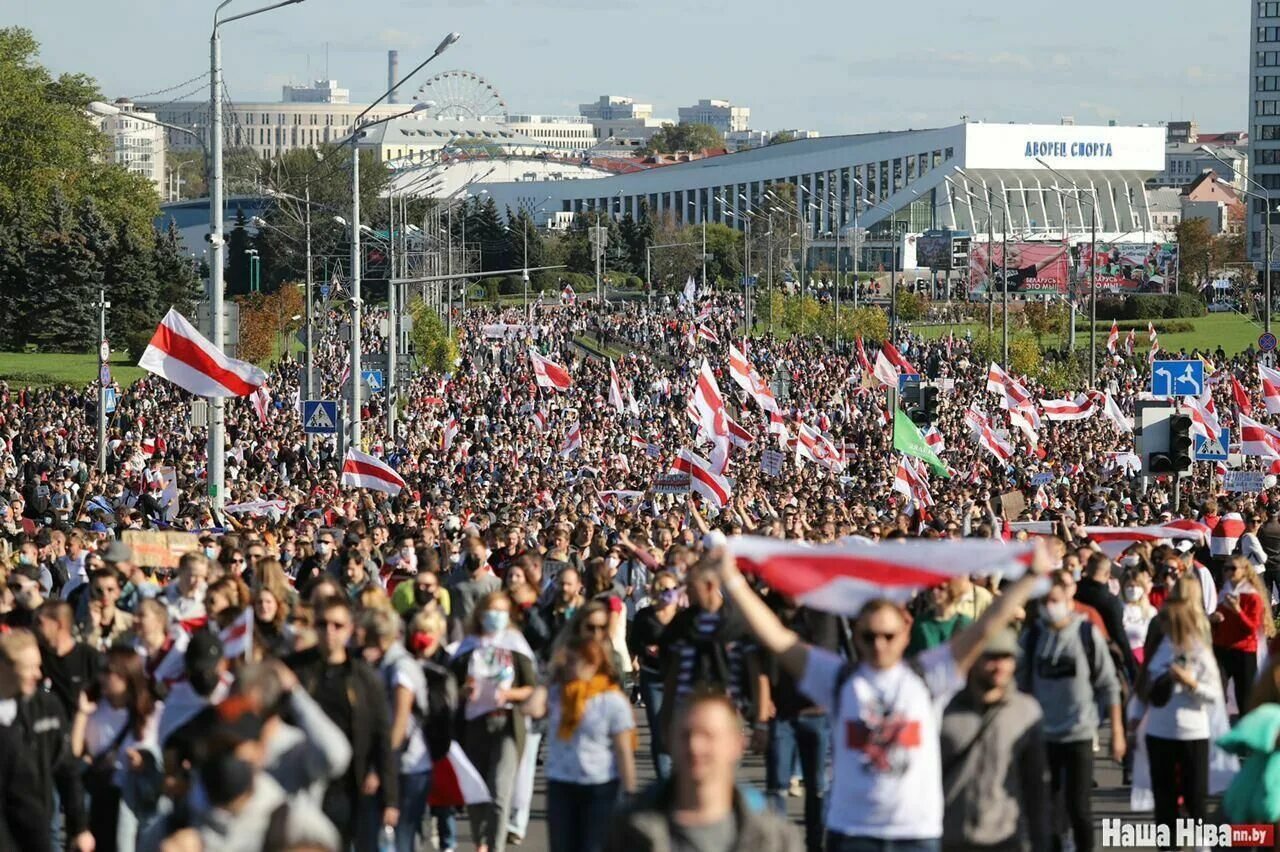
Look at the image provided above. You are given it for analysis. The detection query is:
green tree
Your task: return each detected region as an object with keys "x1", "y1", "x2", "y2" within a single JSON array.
[
  {"x1": 768, "y1": 131, "x2": 797, "y2": 146},
  {"x1": 688, "y1": 222, "x2": 743, "y2": 286},
  {"x1": 227, "y1": 208, "x2": 251, "y2": 296},
  {"x1": 1175, "y1": 218, "x2": 1212, "y2": 288},
  {"x1": 639, "y1": 123, "x2": 725, "y2": 155},
  {"x1": 407, "y1": 297, "x2": 459, "y2": 373},
  {"x1": 24, "y1": 190, "x2": 98, "y2": 351},
  {"x1": 104, "y1": 219, "x2": 160, "y2": 359},
  {"x1": 0, "y1": 215, "x2": 26, "y2": 349},
  {"x1": 892, "y1": 286, "x2": 924, "y2": 322},
  {"x1": 154, "y1": 220, "x2": 201, "y2": 317}
]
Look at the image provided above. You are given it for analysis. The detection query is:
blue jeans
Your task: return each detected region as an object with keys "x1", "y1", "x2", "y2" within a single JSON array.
[
  {"x1": 766, "y1": 714, "x2": 830, "y2": 852},
  {"x1": 546, "y1": 779, "x2": 619, "y2": 852},
  {"x1": 826, "y1": 835, "x2": 940, "y2": 852},
  {"x1": 396, "y1": 769, "x2": 458, "y2": 852},
  {"x1": 638, "y1": 671, "x2": 671, "y2": 781}
]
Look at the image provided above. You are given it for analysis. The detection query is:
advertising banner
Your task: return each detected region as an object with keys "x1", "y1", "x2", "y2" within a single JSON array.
[
  {"x1": 968, "y1": 241, "x2": 1071, "y2": 296},
  {"x1": 1075, "y1": 242, "x2": 1178, "y2": 293}
]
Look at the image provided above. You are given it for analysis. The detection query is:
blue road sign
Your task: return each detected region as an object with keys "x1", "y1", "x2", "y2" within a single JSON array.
[
  {"x1": 1261, "y1": 332, "x2": 1278, "y2": 353},
  {"x1": 103, "y1": 387, "x2": 117, "y2": 415},
  {"x1": 361, "y1": 369, "x2": 384, "y2": 393},
  {"x1": 1194, "y1": 426, "x2": 1230, "y2": 462},
  {"x1": 99, "y1": 364, "x2": 111, "y2": 387},
  {"x1": 1150, "y1": 360, "x2": 1204, "y2": 398},
  {"x1": 320, "y1": 283, "x2": 331, "y2": 300},
  {"x1": 897, "y1": 373, "x2": 922, "y2": 393},
  {"x1": 302, "y1": 400, "x2": 338, "y2": 434}
]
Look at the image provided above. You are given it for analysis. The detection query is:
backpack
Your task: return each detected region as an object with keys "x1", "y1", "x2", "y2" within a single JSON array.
[{"x1": 1017, "y1": 617, "x2": 1099, "y2": 694}]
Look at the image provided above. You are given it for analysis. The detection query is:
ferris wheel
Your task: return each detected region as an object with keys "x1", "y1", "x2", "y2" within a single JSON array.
[{"x1": 412, "y1": 70, "x2": 507, "y2": 120}]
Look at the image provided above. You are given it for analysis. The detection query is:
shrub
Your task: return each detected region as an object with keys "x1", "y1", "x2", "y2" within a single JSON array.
[{"x1": 1096, "y1": 294, "x2": 1206, "y2": 321}]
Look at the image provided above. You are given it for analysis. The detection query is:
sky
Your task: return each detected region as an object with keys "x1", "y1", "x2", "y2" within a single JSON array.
[{"x1": 12, "y1": 0, "x2": 1250, "y2": 135}]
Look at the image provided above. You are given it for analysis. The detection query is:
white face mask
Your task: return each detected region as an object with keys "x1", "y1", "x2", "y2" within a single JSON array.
[
  {"x1": 1043, "y1": 600, "x2": 1072, "y2": 625},
  {"x1": 1125, "y1": 586, "x2": 1143, "y2": 602}
]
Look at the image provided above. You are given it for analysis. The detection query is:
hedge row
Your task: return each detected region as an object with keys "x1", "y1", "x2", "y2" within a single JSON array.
[
  {"x1": 1083, "y1": 319, "x2": 1196, "y2": 334},
  {"x1": 1094, "y1": 294, "x2": 1205, "y2": 321}
]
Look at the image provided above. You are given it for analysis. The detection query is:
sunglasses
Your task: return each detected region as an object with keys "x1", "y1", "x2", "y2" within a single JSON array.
[{"x1": 858, "y1": 630, "x2": 901, "y2": 644}]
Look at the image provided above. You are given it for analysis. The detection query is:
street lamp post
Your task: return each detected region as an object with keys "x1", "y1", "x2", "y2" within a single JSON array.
[
  {"x1": 1203, "y1": 149, "x2": 1273, "y2": 333},
  {"x1": 207, "y1": 0, "x2": 309, "y2": 510},
  {"x1": 1034, "y1": 158, "x2": 1099, "y2": 385}
]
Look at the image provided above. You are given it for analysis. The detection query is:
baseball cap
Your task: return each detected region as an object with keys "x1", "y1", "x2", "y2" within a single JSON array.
[
  {"x1": 185, "y1": 631, "x2": 224, "y2": 677},
  {"x1": 103, "y1": 541, "x2": 134, "y2": 564},
  {"x1": 981, "y1": 628, "x2": 1022, "y2": 658}
]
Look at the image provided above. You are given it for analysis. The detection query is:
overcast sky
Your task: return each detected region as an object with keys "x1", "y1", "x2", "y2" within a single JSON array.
[{"x1": 12, "y1": 0, "x2": 1249, "y2": 135}]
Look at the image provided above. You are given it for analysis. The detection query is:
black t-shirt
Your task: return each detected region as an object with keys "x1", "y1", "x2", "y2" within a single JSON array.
[{"x1": 42, "y1": 641, "x2": 101, "y2": 721}]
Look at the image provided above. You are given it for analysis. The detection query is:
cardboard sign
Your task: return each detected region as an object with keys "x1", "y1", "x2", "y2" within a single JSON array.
[
  {"x1": 1224, "y1": 470, "x2": 1267, "y2": 493},
  {"x1": 760, "y1": 449, "x2": 785, "y2": 477},
  {"x1": 999, "y1": 490, "x2": 1027, "y2": 520},
  {"x1": 121, "y1": 530, "x2": 201, "y2": 569}
]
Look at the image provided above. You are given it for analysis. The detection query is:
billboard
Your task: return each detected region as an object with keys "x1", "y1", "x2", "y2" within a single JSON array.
[
  {"x1": 917, "y1": 231, "x2": 973, "y2": 271},
  {"x1": 1074, "y1": 242, "x2": 1178, "y2": 293},
  {"x1": 968, "y1": 241, "x2": 1071, "y2": 296},
  {"x1": 962, "y1": 123, "x2": 1167, "y2": 172}
]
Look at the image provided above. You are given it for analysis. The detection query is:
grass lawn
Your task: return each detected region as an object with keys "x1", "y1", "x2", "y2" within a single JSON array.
[
  {"x1": 912, "y1": 313, "x2": 1265, "y2": 355},
  {"x1": 0, "y1": 351, "x2": 147, "y2": 389}
]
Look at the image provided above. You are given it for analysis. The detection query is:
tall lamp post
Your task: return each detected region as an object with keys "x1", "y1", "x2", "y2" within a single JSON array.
[
  {"x1": 207, "y1": 0, "x2": 310, "y2": 510},
  {"x1": 1203, "y1": 149, "x2": 1274, "y2": 333},
  {"x1": 948, "y1": 173, "x2": 1016, "y2": 370},
  {"x1": 345, "y1": 31, "x2": 459, "y2": 450},
  {"x1": 1034, "y1": 158, "x2": 1098, "y2": 385}
]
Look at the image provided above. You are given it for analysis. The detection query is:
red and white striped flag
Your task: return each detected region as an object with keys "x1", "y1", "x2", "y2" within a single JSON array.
[
  {"x1": 140, "y1": 436, "x2": 166, "y2": 457},
  {"x1": 1148, "y1": 321, "x2": 1158, "y2": 347},
  {"x1": 139, "y1": 308, "x2": 267, "y2": 398},
  {"x1": 1091, "y1": 390, "x2": 1132, "y2": 433},
  {"x1": 728, "y1": 344, "x2": 779, "y2": 413},
  {"x1": 427, "y1": 742, "x2": 492, "y2": 807},
  {"x1": 873, "y1": 342, "x2": 915, "y2": 387},
  {"x1": 1106, "y1": 321, "x2": 1119, "y2": 354},
  {"x1": 250, "y1": 386, "x2": 272, "y2": 425},
  {"x1": 1240, "y1": 413, "x2": 1280, "y2": 459},
  {"x1": 1211, "y1": 512, "x2": 1246, "y2": 557},
  {"x1": 560, "y1": 284, "x2": 576, "y2": 305},
  {"x1": 1124, "y1": 328, "x2": 1136, "y2": 356},
  {"x1": 219, "y1": 607, "x2": 254, "y2": 661},
  {"x1": 441, "y1": 416, "x2": 461, "y2": 452},
  {"x1": 769, "y1": 410, "x2": 792, "y2": 449},
  {"x1": 1183, "y1": 394, "x2": 1222, "y2": 441},
  {"x1": 530, "y1": 409, "x2": 549, "y2": 433},
  {"x1": 724, "y1": 413, "x2": 755, "y2": 449},
  {"x1": 608, "y1": 361, "x2": 627, "y2": 414},
  {"x1": 854, "y1": 336, "x2": 872, "y2": 376},
  {"x1": 1262, "y1": 364, "x2": 1280, "y2": 415},
  {"x1": 923, "y1": 425, "x2": 946, "y2": 454},
  {"x1": 728, "y1": 536, "x2": 1034, "y2": 615},
  {"x1": 965, "y1": 408, "x2": 1013, "y2": 461},
  {"x1": 892, "y1": 456, "x2": 934, "y2": 507},
  {"x1": 795, "y1": 422, "x2": 846, "y2": 472},
  {"x1": 559, "y1": 422, "x2": 582, "y2": 457},
  {"x1": 528, "y1": 348, "x2": 572, "y2": 391},
  {"x1": 1081, "y1": 524, "x2": 1208, "y2": 558},
  {"x1": 697, "y1": 325, "x2": 720, "y2": 344},
  {"x1": 341, "y1": 449, "x2": 406, "y2": 495},
  {"x1": 629, "y1": 434, "x2": 649, "y2": 450},
  {"x1": 1232, "y1": 375, "x2": 1254, "y2": 417},
  {"x1": 673, "y1": 448, "x2": 733, "y2": 509},
  {"x1": 1039, "y1": 394, "x2": 1095, "y2": 422},
  {"x1": 692, "y1": 358, "x2": 727, "y2": 441}
]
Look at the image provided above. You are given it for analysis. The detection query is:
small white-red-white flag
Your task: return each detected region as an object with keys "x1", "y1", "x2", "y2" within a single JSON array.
[
  {"x1": 250, "y1": 386, "x2": 272, "y2": 425},
  {"x1": 1182, "y1": 394, "x2": 1222, "y2": 441},
  {"x1": 1039, "y1": 395, "x2": 1095, "y2": 422},
  {"x1": 697, "y1": 325, "x2": 720, "y2": 344},
  {"x1": 441, "y1": 416, "x2": 461, "y2": 452},
  {"x1": 728, "y1": 343, "x2": 779, "y2": 413},
  {"x1": 673, "y1": 448, "x2": 733, "y2": 509},
  {"x1": 692, "y1": 358, "x2": 727, "y2": 441},
  {"x1": 795, "y1": 422, "x2": 846, "y2": 472},
  {"x1": 1107, "y1": 321, "x2": 1119, "y2": 354},
  {"x1": 1241, "y1": 413, "x2": 1280, "y2": 460},
  {"x1": 873, "y1": 342, "x2": 914, "y2": 387},
  {"x1": 530, "y1": 409, "x2": 549, "y2": 433},
  {"x1": 560, "y1": 422, "x2": 582, "y2": 457},
  {"x1": 219, "y1": 607, "x2": 254, "y2": 661},
  {"x1": 608, "y1": 361, "x2": 627, "y2": 414},
  {"x1": 528, "y1": 348, "x2": 572, "y2": 391},
  {"x1": 139, "y1": 308, "x2": 267, "y2": 398},
  {"x1": 1124, "y1": 328, "x2": 1136, "y2": 356},
  {"x1": 923, "y1": 425, "x2": 946, "y2": 453},
  {"x1": 341, "y1": 449, "x2": 406, "y2": 495},
  {"x1": 1263, "y1": 364, "x2": 1280, "y2": 415},
  {"x1": 427, "y1": 742, "x2": 492, "y2": 807}
]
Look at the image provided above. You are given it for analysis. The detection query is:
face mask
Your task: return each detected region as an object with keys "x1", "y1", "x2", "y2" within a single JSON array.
[
  {"x1": 315, "y1": 542, "x2": 331, "y2": 555},
  {"x1": 605, "y1": 556, "x2": 620, "y2": 571},
  {"x1": 17, "y1": 554, "x2": 33, "y2": 566},
  {"x1": 414, "y1": 586, "x2": 436, "y2": 607},
  {"x1": 480, "y1": 609, "x2": 509, "y2": 634},
  {"x1": 1124, "y1": 586, "x2": 1143, "y2": 602},
  {"x1": 1042, "y1": 601, "x2": 1072, "y2": 625},
  {"x1": 1119, "y1": 555, "x2": 1140, "y2": 568},
  {"x1": 203, "y1": 547, "x2": 217, "y2": 560},
  {"x1": 1071, "y1": 568, "x2": 1082, "y2": 582},
  {"x1": 658, "y1": 588, "x2": 682, "y2": 607}
]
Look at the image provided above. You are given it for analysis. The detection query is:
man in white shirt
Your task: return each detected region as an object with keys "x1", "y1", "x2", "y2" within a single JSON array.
[
  {"x1": 163, "y1": 551, "x2": 210, "y2": 625},
  {"x1": 715, "y1": 544, "x2": 1050, "y2": 851}
]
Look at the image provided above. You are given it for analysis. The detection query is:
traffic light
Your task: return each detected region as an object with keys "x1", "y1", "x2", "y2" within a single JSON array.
[
  {"x1": 909, "y1": 385, "x2": 940, "y2": 426},
  {"x1": 1151, "y1": 413, "x2": 1194, "y2": 474}
]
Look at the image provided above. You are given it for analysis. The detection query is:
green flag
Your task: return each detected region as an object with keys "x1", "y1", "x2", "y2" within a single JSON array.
[{"x1": 893, "y1": 408, "x2": 949, "y2": 477}]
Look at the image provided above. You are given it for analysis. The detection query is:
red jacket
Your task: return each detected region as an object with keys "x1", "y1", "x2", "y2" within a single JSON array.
[{"x1": 1212, "y1": 591, "x2": 1266, "y2": 653}]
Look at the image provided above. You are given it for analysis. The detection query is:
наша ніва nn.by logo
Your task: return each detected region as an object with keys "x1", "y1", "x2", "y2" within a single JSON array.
[{"x1": 1101, "y1": 819, "x2": 1274, "y2": 848}]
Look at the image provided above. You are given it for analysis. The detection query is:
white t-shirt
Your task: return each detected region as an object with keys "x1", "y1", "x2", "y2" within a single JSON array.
[
  {"x1": 1122, "y1": 603, "x2": 1155, "y2": 654},
  {"x1": 389, "y1": 656, "x2": 432, "y2": 774},
  {"x1": 545, "y1": 688, "x2": 635, "y2": 786},
  {"x1": 799, "y1": 643, "x2": 962, "y2": 840}
]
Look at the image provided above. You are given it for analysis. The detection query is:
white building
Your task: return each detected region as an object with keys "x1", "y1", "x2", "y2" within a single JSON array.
[
  {"x1": 1250, "y1": 2, "x2": 1280, "y2": 268},
  {"x1": 356, "y1": 116, "x2": 544, "y2": 164},
  {"x1": 1147, "y1": 187, "x2": 1183, "y2": 231},
  {"x1": 96, "y1": 99, "x2": 166, "y2": 196},
  {"x1": 474, "y1": 121, "x2": 1167, "y2": 269},
  {"x1": 678, "y1": 99, "x2": 750, "y2": 135},
  {"x1": 502, "y1": 115, "x2": 596, "y2": 154},
  {"x1": 579, "y1": 95, "x2": 653, "y2": 121},
  {"x1": 282, "y1": 79, "x2": 349, "y2": 104},
  {"x1": 1149, "y1": 142, "x2": 1247, "y2": 190},
  {"x1": 137, "y1": 83, "x2": 404, "y2": 158}
]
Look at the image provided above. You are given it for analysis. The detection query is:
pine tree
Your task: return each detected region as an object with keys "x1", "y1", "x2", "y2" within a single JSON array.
[
  {"x1": 154, "y1": 220, "x2": 202, "y2": 316},
  {"x1": 0, "y1": 215, "x2": 29, "y2": 349},
  {"x1": 104, "y1": 219, "x2": 160, "y2": 359},
  {"x1": 25, "y1": 189, "x2": 98, "y2": 351},
  {"x1": 226, "y1": 207, "x2": 251, "y2": 296},
  {"x1": 472, "y1": 197, "x2": 506, "y2": 273}
]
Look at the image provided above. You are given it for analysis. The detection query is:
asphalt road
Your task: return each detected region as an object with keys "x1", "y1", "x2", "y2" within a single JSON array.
[{"x1": 439, "y1": 719, "x2": 1206, "y2": 852}]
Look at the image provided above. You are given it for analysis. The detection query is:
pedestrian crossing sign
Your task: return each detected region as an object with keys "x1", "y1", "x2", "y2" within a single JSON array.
[
  {"x1": 303, "y1": 400, "x2": 338, "y2": 434},
  {"x1": 1194, "y1": 427, "x2": 1229, "y2": 462}
]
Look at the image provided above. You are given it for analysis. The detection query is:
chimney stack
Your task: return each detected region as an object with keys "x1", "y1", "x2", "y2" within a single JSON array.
[{"x1": 388, "y1": 50, "x2": 399, "y2": 104}]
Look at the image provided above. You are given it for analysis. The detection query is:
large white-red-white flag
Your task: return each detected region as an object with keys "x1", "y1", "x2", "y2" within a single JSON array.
[
  {"x1": 441, "y1": 416, "x2": 461, "y2": 452},
  {"x1": 1182, "y1": 395, "x2": 1222, "y2": 441},
  {"x1": 728, "y1": 344, "x2": 780, "y2": 413},
  {"x1": 528, "y1": 348, "x2": 572, "y2": 391},
  {"x1": 341, "y1": 449, "x2": 406, "y2": 495},
  {"x1": 673, "y1": 448, "x2": 733, "y2": 509},
  {"x1": 140, "y1": 308, "x2": 267, "y2": 398},
  {"x1": 427, "y1": 742, "x2": 492, "y2": 807},
  {"x1": 1241, "y1": 413, "x2": 1280, "y2": 460},
  {"x1": 1081, "y1": 523, "x2": 1209, "y2": 558},
  {"x1": 250, "y1": 386, "x2": 272, "y2": 425},
  {"x1": 559, "y1": 421, "x2": 582, "y2": 457},
  {"x1": 873, "y1": 342, "x2": 915, "y2": 387},
  {"x1": 1262, "y1": 364, "x2": 1280, "y2": 415},
  {"x1": 608, "y1": 361, "x2": 627, "y2": 414},
  {"x1": 692, "y1": 358, "x2": 728, "y2": 441},
  {"x1": 727, "y1": 536, "x2": 1034, "y2": 615},
  {"x1": 965, "y1": 408, "x2": 1014, "y2": 462},
  {"x1": 1106, "y1": 321, "x2": 1119, "y2": 354},
  {"x1": 1039, "y1": 395, "x2": 1095, "y2": 422}
]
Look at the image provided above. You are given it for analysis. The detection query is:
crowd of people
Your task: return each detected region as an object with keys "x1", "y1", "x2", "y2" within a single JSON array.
[{"x1": 1, "y1": 288, "x2": 1279, "y2": 852}]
